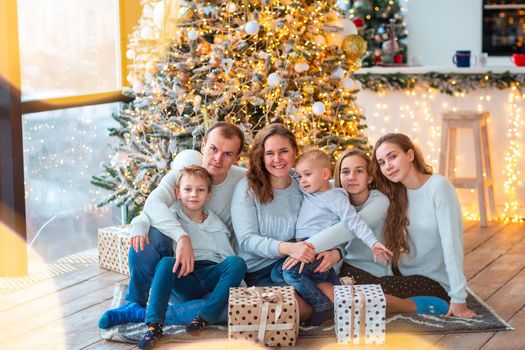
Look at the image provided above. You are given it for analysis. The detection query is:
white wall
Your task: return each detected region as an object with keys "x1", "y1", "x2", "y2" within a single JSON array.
[{"x1": 405, "y1": 0, "x2": 511, "y2": 67}]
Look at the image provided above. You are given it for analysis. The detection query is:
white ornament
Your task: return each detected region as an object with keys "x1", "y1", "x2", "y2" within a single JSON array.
[
  {"x1": 312, "y1": 101, "x2": 326, "y2": 115},
  {"x1": 145, "y1": 61, "x2": 158, "y2": 75},
  {"x1": 331, "y1": 67, "x2": 345, "y2": 80},
  {"x1": 245, "y1": 20, "x2": 260, "y2": 35},
  {"x1": 126, "y1": 73, "x2": 135, "y2": 84},
  {"x1": 313, "y1": 34, "x2": 327, "y2": 46},
  {"x1": 294, "y1": 62, "x2": 310, "y2": 73},
  {"x1": 126, "y1": 49, "x2": 136, "y2": 60},
  {"x1": 132, "y1": 81, "x2": 144, "y2": 94},
  {"x1": 155, "y1": 158, "x2": 168, "y2": 170},
  {"x1": 140, "y1": 26, "x2": 155, "y2": 39},
  {"x1": 341, "y1": 77, "x2": 355, "y2": 89},
  {"x1": 226, "y1": 2, "x2": 237, "y2": 12},
  {"x1": 187, "y1": 29, "x2": 199, "y2": 41},
  {"x1": 326, "y1": 16, "x2": 358, "y2": 47},
  {"x1": 354, "y1": 80, "x2": 363, "y2": 90},
  {"x1": 267, "y1": 72, "x2": 281, "y2": 87},
  {"x1": 171, "y1": 149, "x2": 203, "y2": 171},
  {"x1": 110, "y1": 151, "x2": 129, "y2": 167}
]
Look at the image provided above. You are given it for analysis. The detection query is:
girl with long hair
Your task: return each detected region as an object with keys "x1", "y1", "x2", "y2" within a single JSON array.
[{"x1": 371, "y1": 133, "x2": 477, "y2": 317}]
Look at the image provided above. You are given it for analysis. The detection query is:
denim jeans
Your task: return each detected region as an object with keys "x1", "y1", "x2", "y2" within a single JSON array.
[
  {"x1": 145, "y1": 256, "x2": 246, "y2": 324},
  {"x1": 244, "y1": 260, "x2": 287, "y2": 287},
  {"x1": 271, "y1": 257, "x2": 334, "y2": 312},
  {"x1": 126, "y1": 227, "x2": 173, "y2": 306}
]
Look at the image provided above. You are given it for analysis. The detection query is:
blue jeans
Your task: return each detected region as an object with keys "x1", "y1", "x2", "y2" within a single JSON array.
[
  {"x1": 271, "y1": 257, "x2": 335, "y2": 312},
  {"x1": 126, "y1": 226, "x2": 230, "y2": 324},
  {"x1": 145, "y1": 256, "x2": 247, "y2": 324},
  {"x1": 244, "y1": 260, "x2": 287, "y2": 287},
  {"x1": 126, "y1": 227, "x2": 173, "y2": 306}
]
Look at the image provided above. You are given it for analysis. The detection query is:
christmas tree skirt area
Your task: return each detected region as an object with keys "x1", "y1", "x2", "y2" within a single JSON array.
[{"x1": 100, "y1": 284, "x2": 513, "y2": 344}]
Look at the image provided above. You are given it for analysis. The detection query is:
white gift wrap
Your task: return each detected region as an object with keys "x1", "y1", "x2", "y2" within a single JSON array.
[
  {"x1": 334, "y1": 284, "x2": 386, "y2": 344},
  {"x1": 97, "y1": 225, "x2": 131, "y2": 275}
]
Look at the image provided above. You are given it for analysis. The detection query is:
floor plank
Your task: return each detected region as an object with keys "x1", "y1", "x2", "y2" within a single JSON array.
[{"x1": 482, "y1": 305, "x2": 525, "y2": 350}]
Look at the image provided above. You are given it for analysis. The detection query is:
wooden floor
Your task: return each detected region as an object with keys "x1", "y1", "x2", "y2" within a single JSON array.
[{"x1": 1, "y1": 221, "x2": 524, "y2": 350}]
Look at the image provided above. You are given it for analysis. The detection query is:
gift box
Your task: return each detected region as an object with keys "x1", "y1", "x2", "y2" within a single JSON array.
[
  {"x1": 228, "y1": 286, "x2": 299, "y2": 347},
  {"x1": 97, "y1": 225, "x2": 131, "y2": 276},
  {"x1": 334, "y1": 279, "x2": 386, "y2": 345}
]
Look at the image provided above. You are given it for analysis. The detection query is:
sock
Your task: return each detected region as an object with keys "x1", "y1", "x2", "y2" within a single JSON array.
[
  {"x1": 98, "y1": 302, "x2": 146, "y2": 329},
  {"x1": 138, "y1": 322, "x2": 163, "y2": 350},
  {"x1": 410, "y1": 296, "x2": 449, "y2": 315},
  {"x1": 185, "y1": 315, "x2": 208, "y2": 334},
  {"x1": 305, "y1": 308, "x2": 334, "y2": 327}
]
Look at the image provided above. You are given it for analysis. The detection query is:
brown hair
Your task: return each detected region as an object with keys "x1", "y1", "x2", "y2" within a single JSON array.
[
  {"x1": 176, "y1": 165, "x2": 213, "y2": 191},
  {"x1": 334, "y1": 148, "x2": 372, "y2": 189},
  {"x1": 296, "y1": 148, "x2": 331, "y2": 175},
  {"x1": 247, "y1": 123, "x2": 298, "y2": 203},
  {"x1": 204, "y1": 121, "x2": 245, "y2": 155},
  {"x1": 370, "y1": 133, "x2": 433, "y2": 267}
]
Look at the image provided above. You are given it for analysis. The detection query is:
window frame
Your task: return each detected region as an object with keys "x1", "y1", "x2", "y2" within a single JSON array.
[{"x1": 0, "y1": 0, "x2": 140, "y2": 275}]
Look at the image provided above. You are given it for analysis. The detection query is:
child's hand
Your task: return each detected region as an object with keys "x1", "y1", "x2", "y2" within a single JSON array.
[
  {"x1": 131, "y1": 234, "x2": 150, "y2": 252},
  {"x1": 371, "y1": 242, "x2": 393, "y2": 265},
  {"x1": 282, "y1": 256, "x2": 305, "y2": 273}
]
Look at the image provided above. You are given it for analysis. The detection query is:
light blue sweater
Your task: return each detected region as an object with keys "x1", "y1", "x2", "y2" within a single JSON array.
[
  {"x1": 296, "y1": 187, "x2": 378, "y2": 248},
  {"x1": 400, "y1": 173, "x2": 467, "y2": 303},
  {"x1": 343, "y1": 190, "x2": 391, "y2": 277}
]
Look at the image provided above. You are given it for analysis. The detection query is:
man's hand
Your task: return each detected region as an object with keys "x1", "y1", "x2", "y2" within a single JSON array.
[
  {"x1": 173, "y1": 236, "x2": 194, "y2": 278},
  {"x1": 131, "y1": 234, "x2": 150, "y2": 252}
]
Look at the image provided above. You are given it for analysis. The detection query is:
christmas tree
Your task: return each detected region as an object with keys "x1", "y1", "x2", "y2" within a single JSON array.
[
  {"x1": 349, "y1": 0, "x2": 407, "y2": 66},
  {"x1": 92, "y1": 0, "x2": 370, "y2": 217}
]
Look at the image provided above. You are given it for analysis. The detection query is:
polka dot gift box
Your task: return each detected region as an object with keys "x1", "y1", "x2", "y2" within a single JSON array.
[
  {"x1": 334, "y1": 278, "x2": 386, "y2": 345},
  {"x1": 228, "y1": 286, "x2": 299, "y2": 347},
  {"x1": 97, "y1": 225, "x2": 131, "y2": 276}
]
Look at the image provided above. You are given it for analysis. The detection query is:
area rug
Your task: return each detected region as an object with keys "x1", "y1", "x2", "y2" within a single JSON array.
[{"x1": 100, "y1": 283, "x2": 513, "y2": 344}]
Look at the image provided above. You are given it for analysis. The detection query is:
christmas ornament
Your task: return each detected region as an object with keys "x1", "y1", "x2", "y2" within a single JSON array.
[
  {"x1": 341, "y1": 77, "x2": 356, "y2": 89},
  {"x1": 245, "y1": 20, "x2": 260, "y2": 35},
  {"x1": 342, "y1": 35, "x2": 367, "y2": 60},
  {"x1": 325, "y1": 15, "x2": 358, "y2": 47},
  {"x1": 187, "y1": 29, "x2": 199, "y2": 41},
  {"x1": 178, "y1": 6, "x2": 194, "y2": 21},
  {"x1": 312, "y1": 101, "x2": 326, "y2": 115},
  {"x1": 221, "y1": 58, "x2": 234, "y2": 73},
  {"x1": 126, "y1": 49, "x2": 136, "y2": 60},
  {"x1": 145, "y1": 61, "x2": 159, "y2": 75},
  {"x1": 267, "y1": 72, "x2": 282, "y2": 87},
  {"x1": 331, "y1": 67, "x2": 345, "y2": 80},
  {"x1": 353, "y1": 17, "x2": 365, "y2": 31}
]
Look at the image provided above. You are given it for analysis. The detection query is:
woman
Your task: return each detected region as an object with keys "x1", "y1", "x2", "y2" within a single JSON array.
[
  {"x1": 371, "y1": 133, "x2": 477, "y2": 317},
  {"x1": 231, "y1": 123, "x2": 337, "y2": 325}
]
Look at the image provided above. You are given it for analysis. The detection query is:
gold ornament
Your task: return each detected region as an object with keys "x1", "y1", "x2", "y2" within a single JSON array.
[
  {"x1": 197, "y1": 41, "x2": 211, "y2": 55},
  {"x1": 302, "y1": 84, "x2": 316, "y2": 96},
  {"x1": 342, "y1": 35, "x2": 367, "y2": 61},
  {"x1": 213, "y1": 34, "x2": 227, "y2": 45}
]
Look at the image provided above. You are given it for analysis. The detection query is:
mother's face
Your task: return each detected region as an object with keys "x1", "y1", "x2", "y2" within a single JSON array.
[{"x1": 263, "y1": 135, "x2": 296, "y2": 179}]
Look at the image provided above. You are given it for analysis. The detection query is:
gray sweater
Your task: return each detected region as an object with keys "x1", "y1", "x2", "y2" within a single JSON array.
[{"x1": 231, "y1": 177, "x2": 303, "y2": 272}]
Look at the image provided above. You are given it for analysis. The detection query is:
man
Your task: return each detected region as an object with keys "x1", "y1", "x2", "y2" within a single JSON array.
[{"x1": 98, "y1": 122, "x2": 246, "y2": 329}]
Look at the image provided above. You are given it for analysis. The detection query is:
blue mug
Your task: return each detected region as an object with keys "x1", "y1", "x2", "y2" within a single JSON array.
[{"x1": 453, "y1": 50, "x2": 476, "y2": 68}]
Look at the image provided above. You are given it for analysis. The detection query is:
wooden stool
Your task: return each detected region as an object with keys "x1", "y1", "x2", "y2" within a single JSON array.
[{"x1": 439, "y1": 111, "x2": 496, "y2": 227}]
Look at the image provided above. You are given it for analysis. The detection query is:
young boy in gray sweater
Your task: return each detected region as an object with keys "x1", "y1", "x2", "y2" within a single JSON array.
[
  {"x1": 271, "y1": 149, "x2": 392, "y2": 326},
  {"x1": 138, "y1": 165, "x2": 246, "y2": 349}
]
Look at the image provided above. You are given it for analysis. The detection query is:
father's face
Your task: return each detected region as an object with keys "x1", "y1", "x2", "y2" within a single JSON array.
[{"x1": 201, "y1": 128, "x2": 241, "y2": 182}]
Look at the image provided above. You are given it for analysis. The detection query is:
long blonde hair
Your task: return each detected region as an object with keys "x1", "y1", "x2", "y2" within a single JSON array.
[
  {"x1": 246, "y1": 124, "x2": 298, "y2": 203},
  {"x1": 370, "y1": 133, "x2": 433, "y2": 268}
]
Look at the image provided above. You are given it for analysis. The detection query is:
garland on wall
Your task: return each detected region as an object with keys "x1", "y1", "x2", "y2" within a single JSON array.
[{"x1": 355, "y1": 71, "x2": 525, "y2": 94}]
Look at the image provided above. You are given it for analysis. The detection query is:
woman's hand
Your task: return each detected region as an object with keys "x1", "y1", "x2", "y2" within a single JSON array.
[
  {"x1": 280, "y1": 241, "x2": 316, "y2": 264},
  {"x1": 313, "y1": 249, "x2": 341, "y2": 273},
  {"x1": 446, "y1": 303, "x2": 478, "y2": 318},
  {"x1": 131, "y1": 234, "x2": 150, "y2": 252}
]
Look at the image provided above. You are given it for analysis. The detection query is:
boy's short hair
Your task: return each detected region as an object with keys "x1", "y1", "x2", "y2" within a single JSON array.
[
  {"x1": 176, "y1": 165, "x2": 213, "y2": 191},
  {"x1": 296, "y1": 148, "x2": 331, "y2": 173}
]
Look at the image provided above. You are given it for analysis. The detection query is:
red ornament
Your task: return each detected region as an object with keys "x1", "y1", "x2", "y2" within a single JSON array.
[{"x1": 353, "y1": 17, "x2": 365, "y2": 30}]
